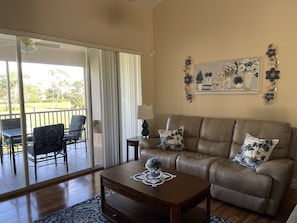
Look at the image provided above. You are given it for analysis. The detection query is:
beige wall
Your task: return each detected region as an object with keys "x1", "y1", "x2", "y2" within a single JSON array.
[
  {"x1": 1, "y1": 0, "x2": 296, "y2": 138},
  {"x1": 1, "y1": 0, "x2": 297, "y2": 174},
  {"x1": 152, "y1": 0, "x2": 297, "y2": 132},
  {"x1": 0, "y1": 0, "x2": 154, "y2": 107},
  {"x1": 1, "y1": 0, "x2": 296, "y2": 141}
]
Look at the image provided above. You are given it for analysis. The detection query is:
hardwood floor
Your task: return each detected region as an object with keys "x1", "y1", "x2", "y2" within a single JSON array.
[
  {"x1": 0, "y1": 170, "x2": 296, "y2": 223},
  {"x1": 0, "y1": 171, "x2": 102, "y2": 223}
]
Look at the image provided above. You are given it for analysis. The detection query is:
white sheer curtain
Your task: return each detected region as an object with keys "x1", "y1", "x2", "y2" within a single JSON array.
[
  {"x1": 99, "y1": 50, "x2": 120, "y2": 168},
  {"x1": 98, "y1": 51, "x2": 141, "y2": 167},
  {"x1": 118, "y1": 53, "x2": 142, "y2": 163}
]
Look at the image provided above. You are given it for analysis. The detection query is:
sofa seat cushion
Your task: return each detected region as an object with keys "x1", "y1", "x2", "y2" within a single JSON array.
[
  {"x1": 140, "y1": 148, "x2": 181, "y2": 169},
  {"x1": 209, "y1": 159, "x2": 272, "y2": 198},
  {"x1": 176, "y1": 152, "x2": 223, "y2": 180}
]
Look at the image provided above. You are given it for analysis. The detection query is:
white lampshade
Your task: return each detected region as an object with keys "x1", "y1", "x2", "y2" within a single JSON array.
[{"x1": 137, "y1": 105, "x2": 154, "y2": 120}]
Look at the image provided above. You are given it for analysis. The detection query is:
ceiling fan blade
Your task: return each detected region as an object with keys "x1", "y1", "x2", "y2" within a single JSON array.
[{"x1": 35, "y1": 42, "x2": 60, "y2": 48}]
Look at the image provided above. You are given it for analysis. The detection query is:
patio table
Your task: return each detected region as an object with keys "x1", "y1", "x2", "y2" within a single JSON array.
[{"x1": 1, "y1": 128, "x2": 23, "y2": 174}]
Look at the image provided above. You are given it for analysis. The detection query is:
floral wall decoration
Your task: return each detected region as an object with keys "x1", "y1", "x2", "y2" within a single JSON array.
[
  {"x1": 183, "y1": 56, "x2": 193, "y2": 102},
  {"x1": 263, "y1": 44, "x2": 280, "y2": 104},
  {"x1": 194, "y1": 57, "x2": 260, "y2": 94}
]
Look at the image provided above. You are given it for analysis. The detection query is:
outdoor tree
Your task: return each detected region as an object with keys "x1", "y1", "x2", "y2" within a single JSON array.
[
  {"x1": 48, "y1": 69, "x2": 70, "y2": 108},
  {"x1": 0, "y1": 74, "x2": 8, "y2": 107},
  {"x1": 64, "y1": 80, "x2": 85, "y2": 108},
  {"x1": 0, "y1": 66, "x2": 84, "y2": 112},
  {"x1": 0, "y1": 72, "x2": 19, "y2": 111},
  {"x1": 60, "y1": 79, "x2": 71, "y2": 100},
  {"x1": 23, "y1": 83, "x2": 43, "y2": 103},
  {"x1": 0, "y1": 71, "x2": 41, "y2": 111}
]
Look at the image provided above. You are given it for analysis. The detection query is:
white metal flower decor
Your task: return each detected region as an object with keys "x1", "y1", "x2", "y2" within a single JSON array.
[
  {"x1": 183, "y1": 56, "x2": 193, "y2": 103},
  {"x1": 263, "y1": 44, "x2": 280, "y2": 104}
]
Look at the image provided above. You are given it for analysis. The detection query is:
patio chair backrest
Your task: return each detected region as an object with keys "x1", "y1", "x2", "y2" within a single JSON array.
[
  {"x1": 0, "y1": 118, "x2": 21, "y2": 141},
  {"x1": 69, "y1": 115, "x2": 86, "y2": 140},
  {"x1": 32, "y1": 124, "x2": 65, "y2": 155},
  {"x1": 0, "y1": 118, "x2": 21, "y2": 130}
]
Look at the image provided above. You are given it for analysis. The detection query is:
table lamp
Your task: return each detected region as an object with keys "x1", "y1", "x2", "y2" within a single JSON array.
[{"x1": 137, "y1": 105, "x2": 154, "y2": 138}]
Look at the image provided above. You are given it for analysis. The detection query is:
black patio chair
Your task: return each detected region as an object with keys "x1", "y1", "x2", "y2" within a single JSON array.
[
  {"x1": 0, "y1": 118, "x2": 33, "y2": 155},
  {"x1": 0, "y1": 118, "x2": 22, "y2": 150},
  {"x1": 64, "y1": 115, "x2": 87, "y2": 151},
  {"x1": 27, "y1": 124, "x2": 68, "y2": 179}
]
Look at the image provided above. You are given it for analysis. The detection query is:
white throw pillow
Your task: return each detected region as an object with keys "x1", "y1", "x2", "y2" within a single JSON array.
[
  {"x1": 158, "y1": 126, "x2": 185, "y2": 151},
  {"x1": 232, "y1": 133, "x2": 279, "y2": 168}
]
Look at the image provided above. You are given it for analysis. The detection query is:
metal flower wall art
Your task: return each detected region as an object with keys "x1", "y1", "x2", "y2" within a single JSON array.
[
  {"x1": 264, "y1": 44, "x2": 280, "y2": 104},
  {"x1": 183, "y1": 56, "x2": 193, "y2": 102}
]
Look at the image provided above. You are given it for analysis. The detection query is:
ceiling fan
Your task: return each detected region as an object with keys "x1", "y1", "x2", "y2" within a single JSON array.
[
  {"x1": 0, "y1": 36, "x2": 60, "y2": 54},
  {"x1": 20, "y1": 37, "x2": 60, "y2": 53}
]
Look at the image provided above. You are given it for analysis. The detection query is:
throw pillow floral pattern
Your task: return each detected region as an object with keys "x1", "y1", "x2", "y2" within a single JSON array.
[
  {"x1": 158, "y1": 126, "x2": 185, "y2": 151},
  {"x1": 233, "y1": 133, "x2": 279, "y2": 168}
]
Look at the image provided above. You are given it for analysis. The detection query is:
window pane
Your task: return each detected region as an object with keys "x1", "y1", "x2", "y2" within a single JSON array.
[
  {"x1": 19, "y1": 37, "x2": 90, "y2": 184},
  {"x1": 0, "y1": 33, "x2": 26, "y2": 193}
]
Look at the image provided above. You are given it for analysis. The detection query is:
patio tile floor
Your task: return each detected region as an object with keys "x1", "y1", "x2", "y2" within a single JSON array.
[{"x1": 0, "y1": 142, "x2": 103, "y2": 194}]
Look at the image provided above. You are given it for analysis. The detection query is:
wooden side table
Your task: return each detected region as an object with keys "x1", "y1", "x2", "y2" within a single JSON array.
[{"x1": 126, "y1": 136, "x2": 143, "y2": 162}]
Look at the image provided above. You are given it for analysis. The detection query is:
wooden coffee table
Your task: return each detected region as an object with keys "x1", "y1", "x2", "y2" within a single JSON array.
[{"x1": 100, "y1": 161, "x2": 210, "y2": 223}]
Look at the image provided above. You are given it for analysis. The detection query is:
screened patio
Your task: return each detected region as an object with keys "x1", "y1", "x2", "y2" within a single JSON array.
[{"x1": 0, "y1": 108, "x2": 104, "y2": 194}]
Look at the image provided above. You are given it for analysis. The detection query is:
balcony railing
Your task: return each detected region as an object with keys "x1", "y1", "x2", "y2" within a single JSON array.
[{"x1": 0, "y1": 108, "x2": 86, "y2": 130}]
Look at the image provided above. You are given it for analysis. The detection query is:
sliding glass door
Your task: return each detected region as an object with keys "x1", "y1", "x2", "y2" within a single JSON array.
[
  {"x1": 0, "y1": 32, "x2": 142, "y2": 197},
  {"x1": 0, "y1": 34, "x2": 92, "y2": 194},
  {"x1": 20, "y1": 37, "x2": 91, "y2": 183},
  {"x1": 0, "y1": 34, "x2": 27, "y2": 192}
]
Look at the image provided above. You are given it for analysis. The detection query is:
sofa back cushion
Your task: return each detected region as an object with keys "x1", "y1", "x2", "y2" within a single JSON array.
[
  {"x1": 197, "y1": 118, "x2": 235, "y2": 157},
  {"x1": 166, "y1": 115, "x2": 202, "y2": 151},
  {"x1": 230, "y1": 119, "x2": 291, "y2": 159}
]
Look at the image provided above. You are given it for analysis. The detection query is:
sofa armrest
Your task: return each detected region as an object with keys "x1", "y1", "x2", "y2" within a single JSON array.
[
  {"x1": 256, "y1": 158, "x2": 295, "y2": 181},
  {"x1": 256, "y1": 158, "x2": 295, "y2": 215}
]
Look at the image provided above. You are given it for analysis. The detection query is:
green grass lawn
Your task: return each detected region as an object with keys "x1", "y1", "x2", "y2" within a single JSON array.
[{"x1": 0, "y1": 101, "x2": 72, "y2": 113}]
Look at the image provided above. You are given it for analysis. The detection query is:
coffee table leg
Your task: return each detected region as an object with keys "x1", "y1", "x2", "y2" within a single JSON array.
[
  {"x1": 100, "y1": 177, "x2": 105, "y2": 213},
  {"x1": 170, "y1": 206, "x2": 181, "y2": 223}
]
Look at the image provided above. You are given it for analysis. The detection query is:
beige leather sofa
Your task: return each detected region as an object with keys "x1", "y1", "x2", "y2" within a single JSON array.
[{"x1": 139, "y1": 115, "x2": 297, "y2": 216}]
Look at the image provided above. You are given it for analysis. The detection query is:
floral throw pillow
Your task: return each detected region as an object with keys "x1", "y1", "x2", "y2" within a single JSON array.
[
  {"x1": 232, "y1": 133, "x2": 279, "y2": 168},
  {"x1": 158, "y1": 126, "x2": 185, "y2": 151}
]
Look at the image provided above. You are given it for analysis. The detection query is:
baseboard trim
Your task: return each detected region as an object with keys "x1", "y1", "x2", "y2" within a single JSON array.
[{"x1": 291, "y1": 179, "x2": 297, "y2": 189}]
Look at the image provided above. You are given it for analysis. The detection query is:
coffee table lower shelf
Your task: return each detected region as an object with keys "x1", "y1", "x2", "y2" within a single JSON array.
[{"x1": 102, "y1": 193, "x2": 208, "y2": 223}]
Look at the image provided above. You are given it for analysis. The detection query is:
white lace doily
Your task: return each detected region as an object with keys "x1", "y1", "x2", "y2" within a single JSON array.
[{"x1": 131, "y1": 170, "x2": 176, "y2": 187}]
